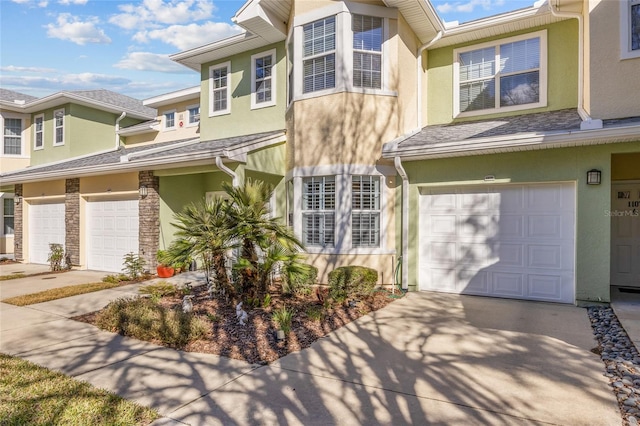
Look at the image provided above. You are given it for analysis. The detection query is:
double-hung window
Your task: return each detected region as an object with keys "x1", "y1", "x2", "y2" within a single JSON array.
[
  {"x1": 352, "y1": 15, "x2": 383, "y2": 89},
  {"x1": 622, "y1": 0, "x2": 640, "y2": 59},
  {"x1": 164, "y1": 111, "x2": 175, "y2": 130},
  {"x1": 3, "y1": 118, "x2": 22, "y2": 155},
  {"x1": 188, "y1": 106, "x2": 200, "y2": 125},
  {"x1": 351, "y1": 176, "x2": 380, "y2": 247},
  {"x1": 302, "y1": 176, "x2": 335, "y2": 247},
  {"x1": 3, "y1": 198, "x2": 14, "y2": 235},
  {"x1": 454, "y1": 31, "x2": 546, "y2": 116},
  {"x1": 54, "y1": 109, "x2": 64, "y2": 145},
  {"x1": 303, "y1": 16, "x2": 336, "y2": 93},
  {"x1": 252, "y1": 50, "x2": 276, "y2": 108},
  {"x1": 209, "y1": 62, "x2": 230, "y2": 116},
  {"x1": 34, "y1": 114, "x2": 44, "y2": 149}
]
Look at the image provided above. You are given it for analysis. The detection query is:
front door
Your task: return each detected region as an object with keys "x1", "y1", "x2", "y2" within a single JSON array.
[{"x1": 611, "y1": 182, "x2": 640, "y2": 287}]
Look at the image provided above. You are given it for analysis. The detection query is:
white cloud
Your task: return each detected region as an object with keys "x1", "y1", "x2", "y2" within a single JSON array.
[
  {"x1": 0, "y1": 65, "x2": 57, "y2": 73},
  {"x1": 114, "y1": 52, "x2": 192, "y2": 73},
  {"x1": 134, "y1": 21, "x2": 243, "y2": 50},
  {"x1": 45, "y1": 13, "x2": 111, "y2": 45},
  {"x1": 11, "y1": 0, "x2": 48, "y2": 7},
  {"x1": 436, "y1": 0, "x2": 505, "y2": 14},
  {"x1": 0, "y1": 73, "x2": 131, "y2": 90},
  {"x1": 109, "y1": 0, "x2": 215, "y2": 30},
  {"x1": 58, "y1": 0, "x2": 89, "y2": 4},
  {"x1": 11, "y1": 0, "x2": 31, "y2": 4}
]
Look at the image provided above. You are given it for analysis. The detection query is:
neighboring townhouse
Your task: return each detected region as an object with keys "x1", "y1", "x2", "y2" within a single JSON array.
[
  {"x1": 2, "y1": 0, "x2": 638, "y2": 306},
  {"x1": 0, "y1": 89, "x2": 37, "y2": 255}
]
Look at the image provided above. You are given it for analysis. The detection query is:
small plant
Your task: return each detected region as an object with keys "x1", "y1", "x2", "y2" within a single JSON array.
[
  {"x1": 180, "y1": 283, "x2": 193, "y2": 296},
  {"x1": 262, "y1": 294, "x2": 272, "y2": 308},
  {"x1": 245, "y1": 296, "x2": 260, "y2": 309},
  {"x1": 206, "y1": 313, "x2": 220, "y2": 323},
  {"x1": 328, "y1": 266, "x2": 378, "y2": 301},
  {"x1": 271, "y1": 306, "x2": 294, "y2": 334},
  {"x1": 305, "y1": 306, "x2": 324, "y2": 322},
  {"x1": 282, "y1": 262, "x2": 317, "y2": 296},
  {"x1": 122, "y1": 252, "x2": 146, "y2": 280},
  {"x1": 101, "y1": 274, "x2": 129, "y2": 284},
  {"x1": 139, "y1": 282, "x2": 178, "y2": 303},
  {"x1": 47, "y1": 243, "x2": 66, "y2": 271}
]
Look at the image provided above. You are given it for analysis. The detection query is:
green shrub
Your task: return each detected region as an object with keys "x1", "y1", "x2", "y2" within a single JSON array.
[
  {"x1": 272, "y1": 306, "x2": 294, "y2": 334},
  {"x1": 305, "y1": 305, "x2": 324, "y2": 322},
  {"x1": 47, "y1": 243, "x2": 66, "y2": 271},
  {"x1": 102, "y1": 274, "x2": 129, "y2": 284},
  {"x1": 282, "y1": 263, "x2": 317, "y2": 296},
  {"x1": 95, "y1": 297, "x2": 209, "y2": 348},
  {"x1": 328, "y1": 266, "x2": 378, "y2": 300},
  {"x1": 139, "y1": 282, "x2": 179, "y2": 303}
]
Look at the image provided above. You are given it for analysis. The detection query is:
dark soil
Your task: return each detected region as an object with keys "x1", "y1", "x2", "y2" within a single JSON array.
[{"x1": 76, "y1": 284, "x2": 402, "y2": 364}]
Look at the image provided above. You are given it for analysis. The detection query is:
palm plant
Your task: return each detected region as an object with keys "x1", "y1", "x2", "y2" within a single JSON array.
[
  {"x1": 164, "y1": 198, "x2": 235, "y2": 297},
  {"x1": 223, "y1": 179, "x2": 304, "y2": 298}
]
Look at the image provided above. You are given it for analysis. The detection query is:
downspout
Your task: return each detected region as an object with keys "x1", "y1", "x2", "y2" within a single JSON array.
[
  {"x1": 115, "y1": 112, "x2": 126, "y2": 149},
  {"x1": 215, "y1": 156, "x2": 240, "y2": 187},
  {"x1": 549, "y1": 0, "x2": 602, "y2": 130},
  {"x1": 394, "y1": 156, "x2": 409, "y2": 290},
  {"x1": 416, "y1": 31, "x2": 443, "y2": 129}
]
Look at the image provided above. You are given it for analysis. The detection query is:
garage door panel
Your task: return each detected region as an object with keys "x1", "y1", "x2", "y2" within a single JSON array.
[
  {"x1": 29, "y1": 203, "x2": 65, "y2": 265},
  {"x1": 420, "y1": 183, "x2": 575, "y2": 304}
]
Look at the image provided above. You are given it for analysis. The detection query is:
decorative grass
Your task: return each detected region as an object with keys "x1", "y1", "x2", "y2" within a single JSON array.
[
  {"x1": 2, "y1": 282, "x2": 122, "y2": 306},
  {"x1": 0, "y1": 274, "x2": 26, "y2": 281},
  {"x1": 0, "y1": 353, "x2": 159, "y2": 425}
]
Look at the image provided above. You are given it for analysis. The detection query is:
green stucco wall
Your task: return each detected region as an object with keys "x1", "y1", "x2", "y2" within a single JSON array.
[
  {"x1": 401, "y1": 141, "x2": 640, "y2": 304},
  {"x1": 199, "y1": 42, "x2": 287, "y2": 141},
  {"x1": 426, "y1": 20, "x2": 579, "y2": 125},
  {"x1": 30, "y1": 104, "x2": 143, "y2": 166}
]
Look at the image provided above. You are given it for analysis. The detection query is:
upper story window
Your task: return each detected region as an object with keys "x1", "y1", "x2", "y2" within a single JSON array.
[
  {"x1": 303, "y1": 16, "x2": 336, "y2": 94},
  {"x1": 251, "y1": 49, "x2": 276, "y2": 109},
  {"x1": 453, "y1": 30, "x2": 547, "y2": 117},
  {"x1": 3, "y1": 198, "x2": 14, "y2": 236},
  {"x1": 302, "y1": 176, "x2": 335, "y2": 247},
  {"x1": 621, "y1": 0, "x2": 640, "y2": 59},
  {"x1": 163, "y1": 110, "x2": 176, "y2": 130},
  {"x1": 187, "y1": 105, "x2": 200, "y2": 125},
  {"x1": 54, "y1": 109, "x2": 64, "y2": 146},
  {"x1": 352, "y1": 15, "x2": 382, "y2": 89},
  {"x1": 3, "y1": 118, "x2": 22, "y2": 156},
  {"x1": 209, "y1": 62, "x2": 231, "y2": 116},
  {"x1": 34, "y1": 114, "x2": 44, "y2": 150}
]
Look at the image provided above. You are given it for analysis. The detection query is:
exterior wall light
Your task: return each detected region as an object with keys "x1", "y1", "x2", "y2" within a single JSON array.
[
  {"x1": 14, "y1": 195, "x2": 22, "y2": 205},
  {"x1": 587, "y1": 169, "x2": 602, "y2": 185},
  {"x1": 139, "y1": 185, "x2": 148, "y2": 198}
]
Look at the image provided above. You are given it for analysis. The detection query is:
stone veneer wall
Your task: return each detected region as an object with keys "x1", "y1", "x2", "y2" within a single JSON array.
[
  {"x1": 65, "y1": 178, "x2": 80, "y2": 266},
  {"x1": 138, "y1": 171, "x2": 159, "y2": 271},
  {"x1": 13, "y1": 184, "x2": 23, "y2": 261}
]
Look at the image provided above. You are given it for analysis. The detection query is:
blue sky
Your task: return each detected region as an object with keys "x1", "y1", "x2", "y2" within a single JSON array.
[{"x1": 0, "y1": 0, "x2": 535, "y2": 101}]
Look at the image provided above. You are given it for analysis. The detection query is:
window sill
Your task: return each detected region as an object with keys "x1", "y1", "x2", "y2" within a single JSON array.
[
  {"x1": 53, "y1": 143, "x2": 65, "y2": 147},
  {"x1": 250, "y1": 101, "x2": 276, "y2": 110},
  {"x1": 294, "y1": 87, "x2": 397, "y2": 103},
  {"x1": 620, "y1": 50, "x2": 640, "y2": 61},
  {"x1": 455, "y1": 101, "x2": 547, "y2": 119},
  {"x1": 209, "y1": 110, "x2": 231, "y2": 118},
  {"x1": 305, "y1": 247, "x2": 396, "y2": 256}
]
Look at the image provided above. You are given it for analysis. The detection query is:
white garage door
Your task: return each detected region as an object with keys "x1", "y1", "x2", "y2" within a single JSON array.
[
  {"x1": 87, "y1": 199, "x2": 139, "y2": 272},
  {"x1": 29, "y1": 203, "x2": 66, "y2": 265},
  {"x1": 419, "y1": 183, "x2": 575, "y2": 303}
]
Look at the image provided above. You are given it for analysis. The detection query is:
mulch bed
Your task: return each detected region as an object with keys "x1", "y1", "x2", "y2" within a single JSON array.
[{"x1": 76, "y1": 284, "x2": 402, "y2": 364}]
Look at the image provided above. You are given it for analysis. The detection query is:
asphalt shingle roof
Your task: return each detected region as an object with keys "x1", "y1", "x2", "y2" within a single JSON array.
[
  {"x1": 0, "y1": 88, "x2": 38, "y2": 103},
  {"x1": 68, "y1": 90, "x2": 156, "y2": 117}
]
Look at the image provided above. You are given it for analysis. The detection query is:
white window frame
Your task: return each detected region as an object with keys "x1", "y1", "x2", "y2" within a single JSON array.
[
  {"x1": 351, "y1": 175, "x2": 381, "y2": 248},
  {"x1": 186, "y1": 104, "x2": 200, "y2": 126},
  {"x1": 453, "y1": 30, "x2": 548, "y2": 118},
  {"x1": 209, "y1": 61, "x2": 231, "y2": 117},
  {"x1": 251, "y1": 49, "x2": 277, "y2": 109},
  {"x1": 621, "y1": 0, "x2": 640, "y2": 60},
  {"x1": 2, "y1": 116, "x2": 23, "y2": 156},
  {"x1": 2, "y1": 196, "x2": 14, "y2": 236},
  {"x1": 290, "y1": 164, "x2": 395, "y2": 255},
  {"x1": 351, "y1": 14, "x2": 384, "y2": 90},
  {"x1": 291, "y1": 2, "x2": 396, "y2": 102},
  {"x1": 163, "y1": 109, "x2": 176, "y2": 131},
  {"x1": 53, "y1": 108, "x2": 65, "y2": 146},
  {"x1": 34, "y1": 113, "x2": 44, "y2": 150},
  {"x1": 301, "y1": 176, "x2": 336, "y2": 248}
]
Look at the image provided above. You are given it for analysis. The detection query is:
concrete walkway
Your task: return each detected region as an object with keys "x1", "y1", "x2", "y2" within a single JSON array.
[{"x1": 0, "y1": 273, "x2": 622, "y2": 425}]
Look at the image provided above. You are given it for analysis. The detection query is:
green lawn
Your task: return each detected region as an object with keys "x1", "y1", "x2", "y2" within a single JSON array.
[{"x1": 0, "y1": 353, "x2": 159, "y2": 425}]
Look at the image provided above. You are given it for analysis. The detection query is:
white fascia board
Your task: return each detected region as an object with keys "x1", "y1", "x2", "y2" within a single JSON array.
[
  {"x1": 143, "y1": 86, "x2": 200, "y2": 108},
  {"x1": 117, "y1": 123, "x2": 160, "y2": 136},
  {"x1": 120, "y1": 138, "x2": 200, "y2": 163},
  {"x1": 169, "y1": 32, "x2": 259, "y2": 70},
  {"x1": 222, "y1": 132, "x2": 286, "y2": 161},
  {"x1": 384, "y1": 124, "x2": 640, "y2": 161}
]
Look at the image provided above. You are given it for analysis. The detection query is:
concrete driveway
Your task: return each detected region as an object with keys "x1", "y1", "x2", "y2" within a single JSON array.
[{"x1": 0, "y1": 286, "x2": 621, "y2": 425}]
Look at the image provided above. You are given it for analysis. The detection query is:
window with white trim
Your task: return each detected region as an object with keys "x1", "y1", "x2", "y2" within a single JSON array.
[
  {"x1": 351, "y1": 176, "x2": 380, "y2": 247},
  {"x1": 3, "y1": 118, "x2": 22, "y2": 155},
  {"x1": 622, "y1": 0, "x2": 640, "y2": 59},
  {"x1": 303, "y1": 16, "x2": 336, "y2": 93},
  {"x1": 209, "y1": 62, "x2": 231, "y2": 116},
  {"x1": 252, "y1": 50, "x2": 276, "y2": 108},
  {"x1": 302, "y1": 176, "x2": 335, "y2": 247},
  {"x1": 454, "y1": 31, "x2": 547, "y2": 117},
  {"x1": 187, "y1": 105, "x2": 200, "y2": 125},
  {"x1": 352, "y1": 15, "x2": 382, "y2": 89},
  {"x1": 3, "y1": 198, "x2": 14, "y2": 235},
  {"x1": 34, "y1": 114, "x2": 44, "y2": 149},
  {"x1": 163, "y1": 110, "x2": 175, "y2": 130},
  {"x1": 54, "y1": 109, "x2": 64, "y2": 145}
]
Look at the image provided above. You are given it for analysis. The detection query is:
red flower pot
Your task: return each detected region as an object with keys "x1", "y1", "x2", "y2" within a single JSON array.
[{"x1": 157, "y1": 265, "x2": 175, "y2": 278}]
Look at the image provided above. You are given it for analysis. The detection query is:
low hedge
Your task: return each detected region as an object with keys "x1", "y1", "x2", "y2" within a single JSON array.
[{"x1": 328, "y1": 266, "x2": 378, "y2": 300}]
